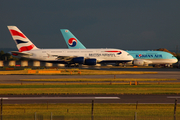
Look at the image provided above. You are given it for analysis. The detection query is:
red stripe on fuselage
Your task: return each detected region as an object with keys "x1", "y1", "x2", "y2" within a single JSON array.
[
  {"x1": 9, "y1": 30, "x2": 26, "y2": 38},
  {"x1": 19, "y1": 44, "x2": 34, "y2": 52},
  {"x1": 105, "y1": 51, "x2": 121, "y2": 52}
]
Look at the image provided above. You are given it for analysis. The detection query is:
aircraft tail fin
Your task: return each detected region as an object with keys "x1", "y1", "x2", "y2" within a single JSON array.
[
  {"x1": 60, "y1": 29, "x2": 86, "y2": 49},
  {"x1": 7, "y1": 26, "x2": 38, "y2": 52}
]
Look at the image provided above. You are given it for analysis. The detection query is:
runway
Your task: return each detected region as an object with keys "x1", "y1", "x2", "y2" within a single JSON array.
[
  {"x1": 0, "y1": 69, "x2": 180, "y2": 83},
  {"x1": 0, "y1": 95, "x2": 178, "y2": 104},
  {"x1": 0, "y1": 68, "x2": 179, "y2": 104}
]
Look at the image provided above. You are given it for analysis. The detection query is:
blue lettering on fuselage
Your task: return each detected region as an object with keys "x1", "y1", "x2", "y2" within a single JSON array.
[
  {"x1": 135, "y1": 54, "x2": 162, "y2": 58},
  {"x1": 89, "y1": 54, "x2": 101, "y2": 57},
  {"x1": 155, "y1": 55, "x2": 162, "y2": 58},
  {"x1": 89, "y1": 53, "x2": 115, "y2": 57}
]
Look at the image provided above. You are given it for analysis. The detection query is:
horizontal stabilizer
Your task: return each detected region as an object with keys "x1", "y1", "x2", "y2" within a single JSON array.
[{"x1": 11, "y1": 51, "x2": 32, "y2": 56}]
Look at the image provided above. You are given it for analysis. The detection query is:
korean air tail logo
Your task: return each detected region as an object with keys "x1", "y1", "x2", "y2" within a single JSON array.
[{"x1": 68, "y1": 38, "x2": 77, "y2": 47}]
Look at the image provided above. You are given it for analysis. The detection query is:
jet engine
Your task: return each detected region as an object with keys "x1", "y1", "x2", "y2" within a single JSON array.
[
  {"x1": 72, "y1": 57, "x2": 84, "y2": 64},
  {"x1": 72, "y1": 57, "x2": 97, "y2": 65},
  {"x1": 133, "y1": 59, "x2": 151, "y2": 66},
  {"x1": 133, "y1": 60, "x2": 145, "y2": 66},
  {"x1": 84, "y1": 59, "x2": 97, "y2": 65}
]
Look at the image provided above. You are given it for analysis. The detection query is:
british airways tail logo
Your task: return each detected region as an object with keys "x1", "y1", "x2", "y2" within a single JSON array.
[
  {"x1": 19, "y1": 44, "x2": 34, "y2": 52},
  {"x1": 68, "y1": 38, "x2": 77, "y2": 47},
  {"x1": 15, "y1": 40, "x2": 28, "y2": 44},
  {"x1": 9, "y1": 30, "x2": 26, "y2": 38}
]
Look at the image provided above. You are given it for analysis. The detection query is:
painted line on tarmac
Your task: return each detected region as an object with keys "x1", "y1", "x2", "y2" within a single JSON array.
[
  {"x1": 167, "y1": 96, "x2": 180, "y2": 99},
  {"x1": 95, "y1": 97, "x2": 120, "y2": 99},
  {"x1": 0, "y1": 98, "x2": 8, "y2": 99},
  {"x1": 0, "y1": 97, "x2": 120, "y2": 100}
]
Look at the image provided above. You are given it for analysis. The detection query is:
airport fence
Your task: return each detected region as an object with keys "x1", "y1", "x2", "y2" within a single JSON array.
[
  {"x1": 0, "y1": 112, "x2": 177, "y2": 120},
  {"x1": 0, "y1": 102, "x2": 180, "y2": 120}
]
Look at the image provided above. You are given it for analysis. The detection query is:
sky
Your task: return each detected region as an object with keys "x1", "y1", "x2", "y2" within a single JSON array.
[{"x1": 0, "y1": 0, "x2": 180, "y2": 52}]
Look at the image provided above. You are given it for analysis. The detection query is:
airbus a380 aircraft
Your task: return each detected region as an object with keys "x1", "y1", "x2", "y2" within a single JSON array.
[
  {"x1": 61, "y1": 29, "x2": 178, "y2": 66},
  {"x1": 7, "y1": 26, "x2": 133, "y2": 66}
]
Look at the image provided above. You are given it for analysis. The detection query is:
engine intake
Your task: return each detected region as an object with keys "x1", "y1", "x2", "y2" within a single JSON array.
[
  {"x1": 133, "y1": 60, "x2": 144, "y2": 66},
  {"x1": 84, "y1": 59, "x2": 97, "y2": 65},
  {"x1": 72, "y1": 57, "x2": 84, "y2": 64}
]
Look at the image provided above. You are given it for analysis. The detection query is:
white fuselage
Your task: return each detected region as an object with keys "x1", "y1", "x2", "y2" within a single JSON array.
[
  {"x1": 20, "y1": 48, "x2": 133, "y2": 63},
  {"x1": 141, "y1": 59, "x2": 178, "y2": 64}
]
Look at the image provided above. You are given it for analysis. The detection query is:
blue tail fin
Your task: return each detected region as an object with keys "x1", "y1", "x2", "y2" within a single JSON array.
[{"x1": 60, "y1": 29, "x2": 86, "y2": 49}]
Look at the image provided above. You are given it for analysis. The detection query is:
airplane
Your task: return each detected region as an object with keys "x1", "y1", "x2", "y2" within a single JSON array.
[
  {"x1": 7, "y1": 26, "x2": 133, "y2": 66},
  {"x1": 60, "y1": 29, "x2": 178, "y2": 66}
]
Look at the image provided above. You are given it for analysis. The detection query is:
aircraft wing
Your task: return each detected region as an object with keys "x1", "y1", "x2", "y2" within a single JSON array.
[
  {"x1": 47, "y1": 53, "x2": 78, "y2": 61},
  {"x1": 11, "y1": 51, "x2": 32, "y2": 56},
  {"x1": 143, "y1": 60, "x2": 153, "y2": 64},
  {"x1": 48, "y1": 53, "x2": 102, "y2": 63},
  {"x1": 57, "y1": 56, "x2": 77, "y2": 61}
]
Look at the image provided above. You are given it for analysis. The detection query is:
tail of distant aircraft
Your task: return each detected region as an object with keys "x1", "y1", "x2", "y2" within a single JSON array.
[
  {"x1": 60, "y1": 29, "x2": 86, "y2": 49},
  {"x1": 7, "y1": 26, "x2": 38, "y2": 52}
]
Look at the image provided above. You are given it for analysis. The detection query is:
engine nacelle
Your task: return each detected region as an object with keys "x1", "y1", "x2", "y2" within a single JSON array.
[
  {"x1": 84, "y1": 59, "x2": 97, "y2": 65},
  {"x1": 133, "y1": 60, "x2": 145, "y2": 66},
  {"x1": 72, "y1": 57, "x2": 84, "y2": 64}
]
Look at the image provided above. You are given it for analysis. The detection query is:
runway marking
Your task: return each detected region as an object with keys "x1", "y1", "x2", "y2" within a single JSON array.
[
  {"x1": 95, "y1": 97, "x2": 120, "y2": 99},
  {"x1": 167, "y1": 96, "x2": 180, "y2": 99},
  {"x1": 0, "y1": 98, "x2": 8, "y2": 99},
  {"x1": 0, "y1": 97, "x2": 120, "y2": 100}
]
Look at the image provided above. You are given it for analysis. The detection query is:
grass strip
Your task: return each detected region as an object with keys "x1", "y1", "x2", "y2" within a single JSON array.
[
  {"x1": 0, "y1": 84, "x2": 180, "y2": 95},
  {"x1": 2, "y1": 82, "x2": 180, "y2": 86},
  {"x1": 2, "y1": 103, "x2": 180, "y2": 119},
  {"x1": 0, "y1": 69, "x2": 157, "y2": 75},
  {"x1": 20, "y1": 78, "x2": 177, "y2": 82}
]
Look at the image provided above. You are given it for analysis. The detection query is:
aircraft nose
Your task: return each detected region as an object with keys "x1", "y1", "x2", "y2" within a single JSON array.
[
  {"x1": 128, "y1": 54, "x2": 134, "y2": 61},
  {"x1": 175, "y1": 58, "x2": 178, "y2": 63},
  {"x1": 130, "y1": 55, "x2": 134, "y2": 60}
]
